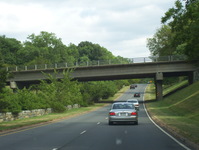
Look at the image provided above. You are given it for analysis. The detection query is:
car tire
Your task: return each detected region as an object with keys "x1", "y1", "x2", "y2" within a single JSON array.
[
  {"x1": 135, "y1": 121, "x2": 138, "y2": 125},
  {"x1": 109, "y1": 121, "x2": 113, "y2": 125}
]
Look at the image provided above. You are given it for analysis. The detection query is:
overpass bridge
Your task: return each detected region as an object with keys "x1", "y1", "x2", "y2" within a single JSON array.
[{"x1": 6, "y1": 56, "x2": 199, "y2": 100}]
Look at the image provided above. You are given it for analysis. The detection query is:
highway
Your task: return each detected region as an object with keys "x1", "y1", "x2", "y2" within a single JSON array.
[{"x1": 0, "y1": 84, "x2": 190, "y2": 150}]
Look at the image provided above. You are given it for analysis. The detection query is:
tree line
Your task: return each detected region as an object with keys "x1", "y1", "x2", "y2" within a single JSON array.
[
  {"x1": 0, "y1": 32, "x2": 138, "y2": 113},
  {"x1": 0, "y1": 31, "x2": 126, "y2": 66}
]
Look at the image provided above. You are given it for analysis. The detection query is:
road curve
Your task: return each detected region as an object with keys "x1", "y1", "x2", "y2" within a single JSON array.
[{"x1": 0, "y1": 84, "x2": 190, "y2": 150}]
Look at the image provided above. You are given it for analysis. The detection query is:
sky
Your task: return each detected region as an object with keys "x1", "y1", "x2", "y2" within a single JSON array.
[{"x1": 0, "y1": 0, "x2": 175, "y2": 58}]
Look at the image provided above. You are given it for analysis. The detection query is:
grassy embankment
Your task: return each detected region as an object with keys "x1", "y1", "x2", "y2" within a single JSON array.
[
  {"x1": 0, "y1": 86, "x2": 128, "y2": 132},
  {"x1": 145, "y1": 80, "x2": 199, "y2": 146}
]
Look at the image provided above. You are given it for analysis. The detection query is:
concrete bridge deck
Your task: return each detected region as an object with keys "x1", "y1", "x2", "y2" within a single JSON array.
[{"x1": 6, "y1": 59, "x2": 198, "y2": 100}]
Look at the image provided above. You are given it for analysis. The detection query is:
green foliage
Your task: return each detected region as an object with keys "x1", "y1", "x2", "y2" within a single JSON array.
[
  {"x1": 0, "y1": 70, "x2": 7, "y2": 93},
  {"x1": 1, "y1": 31, "x2": 128, "y2": 67},
  {"x1": 146, "y1": 81, "x2": 199, "y2": 144},
  {"x1": 80, "y1": 80, "x2": 126, "y2": 103},
  {"x1": 38, "y1": 70, "x2": 83, "y2": 112},
  {"x1": 50, "y1": 102, "x2": 66, "y2": 113},
  {"x1": 20, "y1": 31, "x2": 74, "y2": 65},
  {"x1": 0, "y1": 31, "x2": 134, "y2": 114},
  {"x1": 101, "y1": 81, "x2": 118, "y2": 99},
  {"x1": 161, "y1": 0, "x2": 199, "y2": 61},
  {"x1": 78, "y1": 41, "x2": 115, "y2": 61},
  {"x1": 0, "y1": 88, "x2": 22, "y2": 113},
  {"x1": 147, "y1": 0, "x2": 199, "y2": 62},
  {"x1": 0, "y1": 59, "x2": 8, "y2": 93},
  {"x1": 147, "y1": 25, "x2": 177, "y2": 56},
  {"x1": 0, "y1": 35, "x2": 22, "y2": 65}
]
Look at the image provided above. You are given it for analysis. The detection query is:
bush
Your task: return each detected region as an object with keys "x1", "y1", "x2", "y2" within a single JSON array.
[
  {"x1": 50, "y1": 102, "x2": 66, "y2": 113},
  {"x1": 0, "y1": 97, "x2": 21, "y2": 113}
]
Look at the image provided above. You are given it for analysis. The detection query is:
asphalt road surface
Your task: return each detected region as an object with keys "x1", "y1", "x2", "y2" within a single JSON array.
[{"x1": 0, "y1": 84, "x2": 191, "y2": 150}]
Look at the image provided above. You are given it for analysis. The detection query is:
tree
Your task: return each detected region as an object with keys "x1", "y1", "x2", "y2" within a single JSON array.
[
  {"x1": 78, "y1": 41, "x2": 115, "y2": 61},
  {"x1": 147, "y1": 25, "x2": 176, "y2": 56},
  {"x1": 0, "y1": 70, "x2": 7, "y2": 93},
  {"x1": 20, "y1": 31, "x2": 75, "y2": 64},
  {"x1": 38, "y1": 70, "x2": 83, "y2": 112},
  {"x1": 161, "y1": 0, "x2": 199, "y2": 61},
  {"x1": 0, "y1": 56, "x2": 8, "y2": 93},
  {"x1": 0, "y1": 35, "x2": 22, "y2": 65}
]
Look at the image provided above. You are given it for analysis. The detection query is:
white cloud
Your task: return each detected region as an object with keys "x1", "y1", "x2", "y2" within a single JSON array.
[{"x1": 0, "y1": 0, "x2": 175, "y2": 58}]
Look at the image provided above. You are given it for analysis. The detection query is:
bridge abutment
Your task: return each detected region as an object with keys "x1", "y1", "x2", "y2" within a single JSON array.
[{"x1": 10, "y1": 81, "x2": 32, "y2": 90}]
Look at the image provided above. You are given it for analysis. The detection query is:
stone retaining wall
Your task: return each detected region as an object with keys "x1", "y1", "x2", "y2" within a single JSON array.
[{"x1": 0, "y1": 104, "x2": 79, "y2": 123}]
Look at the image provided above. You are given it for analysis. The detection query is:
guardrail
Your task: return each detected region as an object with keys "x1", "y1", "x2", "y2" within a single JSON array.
[{"x1": 5, "y1": 55, "x2": 187, "y2": 72}]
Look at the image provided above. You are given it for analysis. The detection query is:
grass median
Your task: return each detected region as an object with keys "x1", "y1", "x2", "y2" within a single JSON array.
[{"x1": 144, "y1": 81, "x2": 199, "y2": 148}]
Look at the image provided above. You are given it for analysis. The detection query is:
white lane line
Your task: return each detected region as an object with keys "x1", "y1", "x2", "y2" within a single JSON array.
[
  {"x1": 143, "y1": 86, "x2": 191, "y2": 150},
  {"x1": 105, "y1": 117, "x2": 108, "y2": 120},
  {"x1": 80, "y1": 130, "x2": 87, "y2": 135},
  {"x1": 97, "y1": 122, "x2": 101, "y2": 125}
]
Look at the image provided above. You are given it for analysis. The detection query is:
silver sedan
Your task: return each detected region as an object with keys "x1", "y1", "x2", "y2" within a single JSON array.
[{"x1": 108, "y1": 102, "x2": 138, "y2": 125}]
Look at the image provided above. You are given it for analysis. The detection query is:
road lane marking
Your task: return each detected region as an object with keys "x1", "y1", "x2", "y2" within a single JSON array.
[
  {"x1": 97, "y1": 122, "x2": 100, "y2": 125},
  {"x1": 80, "y1": 130, "x2": 87, "y2": 135},
  {"x1": 143, "y1": 86, "x2": 191, "y2": 150},
  {"x1": 116, "y1": 138, "x2": 122, "y2": 145},
  {"x1": 124, "y1": 130, "x2": 128, "y2": 134}
]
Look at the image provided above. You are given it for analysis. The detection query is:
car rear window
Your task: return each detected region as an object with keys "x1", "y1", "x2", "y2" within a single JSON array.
[
  {"x1": 128, "y1": 100, "x2": 137, "y2": 103},
  {"x1": 112, "y1": 103, "x2": 134, "y2": 109}
]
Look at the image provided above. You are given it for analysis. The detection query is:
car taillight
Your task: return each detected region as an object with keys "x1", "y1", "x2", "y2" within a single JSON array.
[
  {"x1": 109, "y1": 112, "x2": 116, "y2": 116},
  {"x1": 131, "y1": 112, "x2": 137, "y2": 115}
]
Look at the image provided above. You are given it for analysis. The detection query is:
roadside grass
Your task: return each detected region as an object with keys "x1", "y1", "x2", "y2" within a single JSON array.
[
  {"x1": 163, "y1": 80, "x2": 188, "y2": 95},
  {"x1": 145, "y1": 81, "x2": 199, "y2": 145},
  {"x1": 144, "y1": 80, "x2": 189, "y2": 101}
]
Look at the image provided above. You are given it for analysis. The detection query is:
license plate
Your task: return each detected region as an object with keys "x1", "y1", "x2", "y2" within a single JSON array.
[{"x1": 120, "y1": 113, "x2": 127, "y2": 116}]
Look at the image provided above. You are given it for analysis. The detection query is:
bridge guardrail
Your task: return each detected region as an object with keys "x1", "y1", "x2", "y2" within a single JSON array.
[{"x1": 5, "y1": 55, "x2": 187, "y2": 72}]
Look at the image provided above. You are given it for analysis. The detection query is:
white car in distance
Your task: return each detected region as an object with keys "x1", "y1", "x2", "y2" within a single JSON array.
[{"x1": 127, "y1": 99, "x2": 139, "y2": 111}]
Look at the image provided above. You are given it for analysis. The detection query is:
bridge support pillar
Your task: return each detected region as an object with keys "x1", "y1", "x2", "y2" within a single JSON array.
[
  {"x1": 188, "y1": 72, "x2": 194, "y2": 85},
  {"x1": 10, "y1": 81, "x2": 30, "y2": 90},
  {"x1": 155, "y1": 72, "x2": 163, "y2": 100}
]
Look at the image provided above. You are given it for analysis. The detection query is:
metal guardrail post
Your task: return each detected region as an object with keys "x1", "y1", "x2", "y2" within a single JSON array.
[
  {"x1": 98, "y1": 60, "x2": 99, "y2": 66},
  {"x1": 25, "y1": 66, "x2": 27, "y2": 71},
  {"x1": 16, "y1": 66, "x2": 18, "y2": 71},
  {"x1": 35, "y1": 65, "x2": 37, "y2": 70}
]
